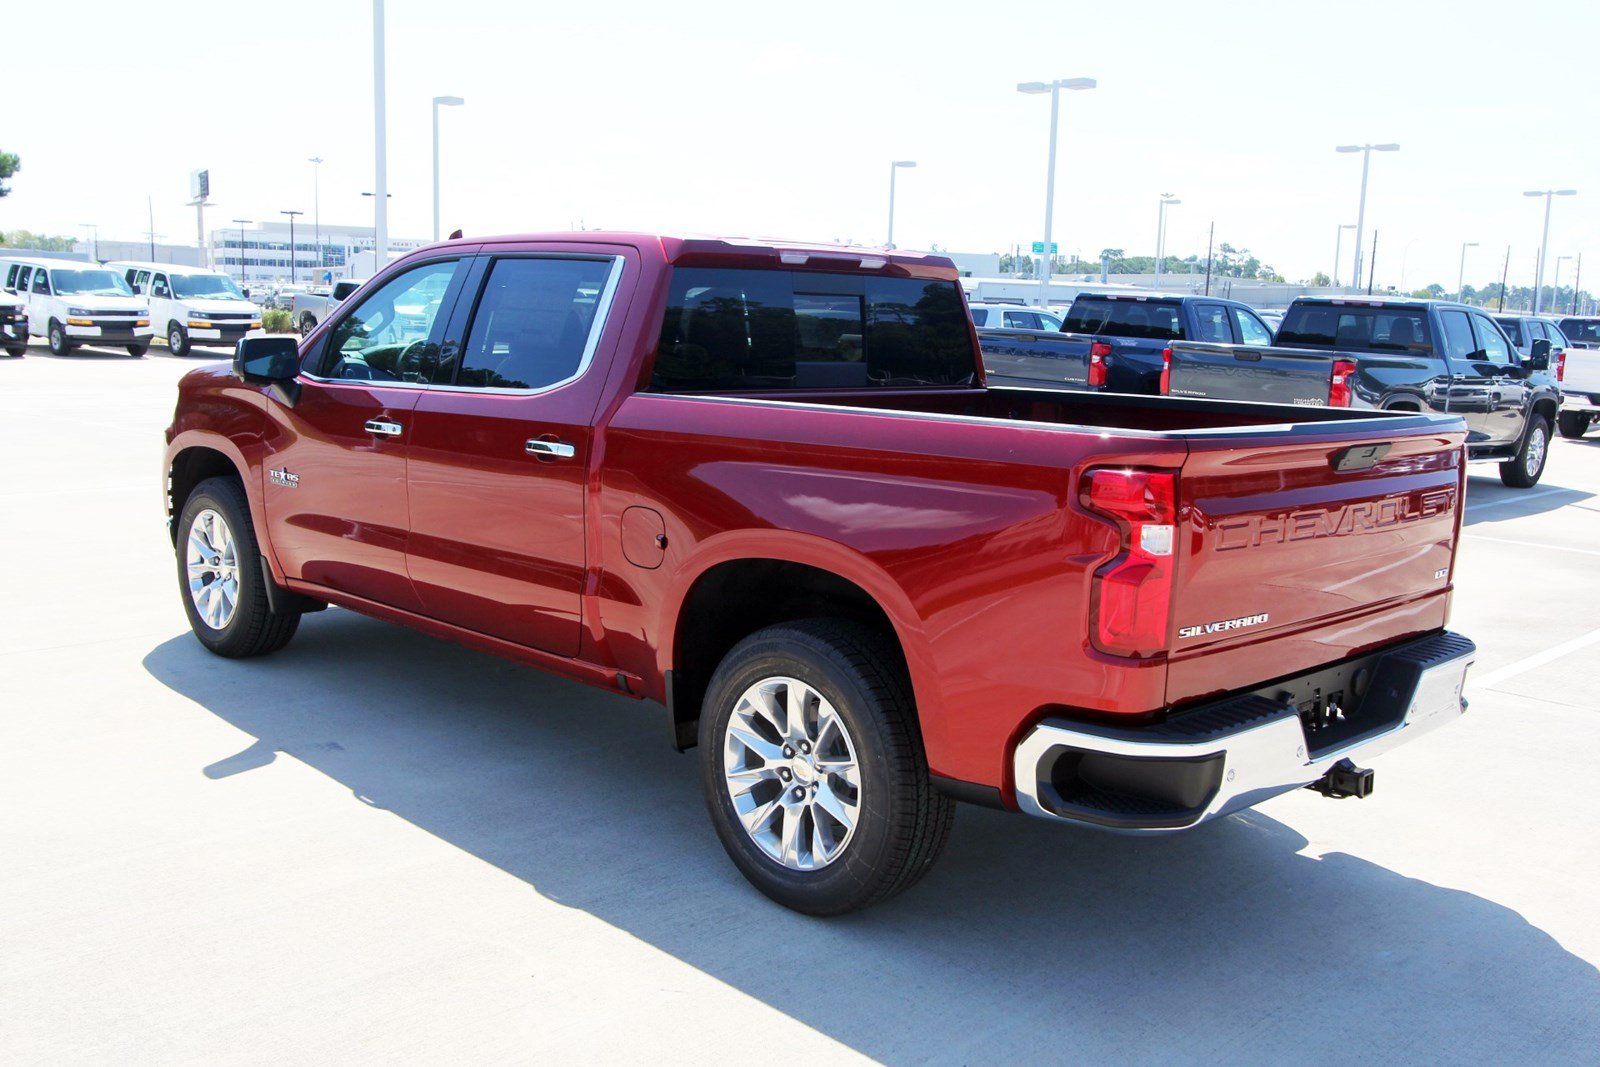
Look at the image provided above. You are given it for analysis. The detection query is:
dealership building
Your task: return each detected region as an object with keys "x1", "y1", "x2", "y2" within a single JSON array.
[{"x1": 208, "y1": 220, "x2": 429, "y2": 285}]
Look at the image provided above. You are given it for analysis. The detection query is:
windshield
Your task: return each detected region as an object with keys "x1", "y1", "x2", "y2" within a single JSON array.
[
  {"x1": 51, "y1": 269, "x2": 134, "y2": 297},
  {"x1": 1277, "y1": 304, "x2": 1432, "y2": 353},
  {"x1": 171, "y1": 273, "x2": 245, "y2": 299},
  {"x1": 1064, "y1": 297, "x2": 1183, "y2": 340}
]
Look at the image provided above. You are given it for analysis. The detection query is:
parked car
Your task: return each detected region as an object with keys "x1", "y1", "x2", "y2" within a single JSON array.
[
  {"x1": 114, "y1": 262, "x2": 263, "y2": 356},
  {"x1": 1551, "y1": 317, "x2": 1600, "y2": 438},
  {"x1": 1164, "y1": 297, "x2": 1562, "y2": 486},
  {"x1": 291, "y1": 279, "x2": 362, "y2": 335},
  {"x1": 979, "y1": 292, "x2": 1276, "y2": 393},
  {"x1": 968, "y1": 301, "x2": 1062, "y2": 331},
  {"x1": 166, "y1": 233, "x2": 1476, "y2": 914},
  {"x1": 0, "y1": 256, "x2": 153, "y2": 357},
  {"x1": 0, "y1": 289, "x2": 27, "y2": 356}
]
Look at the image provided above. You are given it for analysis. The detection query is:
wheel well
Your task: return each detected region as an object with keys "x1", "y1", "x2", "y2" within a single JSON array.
[
  {"x1": 168, "y1": 447, "x2": 243, "y2": 542},
  {"x1": 1533, "y1": 398, "x2": 1559, "y2": 427},
  {"x1": 1385, "y1": 398, "x2": 1422, "y2": 412},
  {"x1": 669, "y1": 559, "x2": 903, "y2": 750}
]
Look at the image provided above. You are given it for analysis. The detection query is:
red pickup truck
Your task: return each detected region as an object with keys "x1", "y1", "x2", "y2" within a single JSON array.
[{"x1": 165, "y1": 233, "x2": 1477, "y2": 914}]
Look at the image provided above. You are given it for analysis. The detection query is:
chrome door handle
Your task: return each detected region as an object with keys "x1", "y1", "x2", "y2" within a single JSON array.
[
  {"x1": 525, "y1": 438, "x2": 576, "y2": 459},
  {"x1": 365, "y1": 418, "x2": 403, "y2": 437}
]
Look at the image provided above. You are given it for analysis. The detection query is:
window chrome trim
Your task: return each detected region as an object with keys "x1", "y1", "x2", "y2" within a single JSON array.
[{"x1": 299, "y1": 254, "x2": 627, "y2": 397}]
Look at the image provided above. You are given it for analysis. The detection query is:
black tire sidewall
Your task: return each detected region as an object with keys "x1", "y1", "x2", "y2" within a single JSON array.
[
  {"x1": 176, "y1": 480, "x2": 265, "y2": 655},
  {"x1": 1502, "y1": 416, "x2": 1550, "y2": 487},
  {"x1": 699, "y1": 627, "x2": 911, "y2": 915}
]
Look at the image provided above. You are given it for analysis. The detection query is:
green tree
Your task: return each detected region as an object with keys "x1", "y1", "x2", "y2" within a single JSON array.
[
  {"x1": 1310, "y1": 271, "x2": 1332, "y2": 287},
  {"x1": 0, "y1": 151, "x2": 17, "y2": 197},
  {"x1": 0, "y1": 229, "x2": 77, "y2": 252}
]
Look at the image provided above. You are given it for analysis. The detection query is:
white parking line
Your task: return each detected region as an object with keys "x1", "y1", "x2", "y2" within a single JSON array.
[
  {"x1": 1473, "y1": 625, "x2": 1600, "y2": 690},
  {"x1": 1466, "y1": 534, "x2": 1600, "y2": 557},
  {"x1": 1465, "y1": 486, "x2": 1572, "y2": 515}
]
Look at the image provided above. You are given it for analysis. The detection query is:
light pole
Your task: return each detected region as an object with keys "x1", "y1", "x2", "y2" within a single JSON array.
[
  {"x1": 362, "y1": 193, "x2": 393, "y2": 270},
  {"x1": 1018, "y1": 76, "x2": 1097, "y2": 308},
  {"x1": 1332, "y1": 223, "x2": 1356, "y2": 287},
  {"x1": 886, "y1": 160, "x2": 916, "y2": 249},
  {"x1": 79, "y1": 223, "x2": 98, "y2": 263},
  {"x1": 1335, "y1": 142, "x2": 1399, "y2": 290},
  {"x1": 308, "y1": 157, "x2": 324, "y2": 277},
  {"x1": 1154, "y1": 194, "x2": 1180, "y2": 283},
  {"x1": 280, "y1": 210, "x2": 304, "y2": 285},
  {"x1": 1524, "y1": 188, "x2": 1577, "y2": 315},
  {"x1": 372, "y1": 0, "x2": 390, "y2": 267},
  {"x1": 1456, "y1": 242, "x2": 1478, "y2": 302},
  {"x1": 1553, "y1": 254, "x2": 1574, "y2": 310},
  {"x1": 231, "y1": 219, "x2": 252, "y2": 284},
  {"x1": 432, "y1": 96, "x2": 465, "y2": 242}
]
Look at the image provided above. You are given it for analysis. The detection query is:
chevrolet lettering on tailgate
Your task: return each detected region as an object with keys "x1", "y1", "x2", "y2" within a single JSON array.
[{"x1": 1216, "y1": 488, "x2": 1455, "y2": 551}]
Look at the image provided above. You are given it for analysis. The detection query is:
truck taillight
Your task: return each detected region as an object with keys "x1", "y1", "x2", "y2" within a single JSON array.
[
  {"x1": 1329, "y1": 359, "x2": 1357, "y2": 407},
  {"x1": 1556, "y1": 351, "x2": 1566, "y2": 382},
  {"x1": 1088, "y1": 341, "x2": 1111, "y2": 388},
  {"x1": 1082, "y1": 468, "x2": 1177, "y2": 658},
  {"x1": 1160, "y1": 346, "x2": 1172, "y2": 395}
]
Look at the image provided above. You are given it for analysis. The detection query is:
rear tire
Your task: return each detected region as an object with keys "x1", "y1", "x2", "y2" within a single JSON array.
[
  {"x1": 176, "y1": 476, "x2": 300, "y2": 658},
  {"x1": 1557, "y1": 410, "x2": 1592, "y2": 439},
  {"x1": 168, "y1": 322, "x2": 190, "y2": 356},
  {"x1": 699, "y1": 618, "x2": 954, "y2": 915},
  {"x1": 126, "y1": 343, "x2": 149, "y2": 358},
  {"x1": 298, "y1": 312, "x2": 317, "y2": 336},
  {"x1": 1500, "y1": 415, "x2": 1551, "y2": 488},
  {"x1": 4, "y1": 345, "x2": 23, "y2": 358},
  {"x1": 47, "y1": 320, "x2": 73, "y2": 356}
]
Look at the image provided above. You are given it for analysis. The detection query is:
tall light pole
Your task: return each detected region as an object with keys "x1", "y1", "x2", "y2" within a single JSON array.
[
  {"x1": 1018, "y1": 76, "x2": 1097, "y2": 308},
  {"x1": 1335, "y1": 142, "x2": 1399, "y2": 290},
  {"x1": 885, "y1": 160, "x2": 916, "y2": 249},
  {"x1": 1553, "y1": 254, "x2": 1574, "y2": 309},
  {"x1": 231, "y1": 219, "x2": 252, "y2": 284},
  {"x1": 1154, "y1": 194, "x2": 1180, "y2": 283},
  {"x1": 1456, "y1": 241, "x2": 1478, "y2": 302},
  {"x1": 362, "y1": 193, "x2": 393, "y2": 273},
  {"x1": 78, "y1": 223, "x2": 98, "y2": 263},
  {"x1": 432, "y1": 96, "x2": 465, "y2": 242},
  {"x1": 372, "y1": 0, "x2": 390, "y2": 268},
  {"x1": 1524, "y1": 188, "x2": 1577, "y2": 315},
  {"x1": 280, "y1": 210, "x2": 304, "y2": 285},
  {"x1": 1332, "y1": 223, "x2": 1356, "y2": 287},
  {"x1": 308, "y1": 157, "x2": 324, "y2": 278}
]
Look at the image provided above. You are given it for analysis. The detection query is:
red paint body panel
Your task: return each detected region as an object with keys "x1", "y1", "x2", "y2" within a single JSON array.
[{"x1": 164, "y1": 232, "x2": 1471, "y2": 802}]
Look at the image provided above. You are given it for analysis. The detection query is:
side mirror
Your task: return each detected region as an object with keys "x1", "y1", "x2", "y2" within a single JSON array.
[
  {"x1": 234, "y1": 335, "x2": 300, "y2": 383},
  {"x1": 1527, "y1": 337, "x2": 1551, "y2": 371}
]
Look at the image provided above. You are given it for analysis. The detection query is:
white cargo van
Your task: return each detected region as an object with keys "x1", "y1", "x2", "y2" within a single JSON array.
[
  {"x1": 0, "y1": 256, "x2": 153, "y2": 356},
  {"x1": 114, "y1": 262, "x2": 262, "y2": 355}
]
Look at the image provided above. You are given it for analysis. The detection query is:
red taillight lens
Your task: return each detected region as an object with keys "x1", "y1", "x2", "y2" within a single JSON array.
[
  {"x1": 1160, "y1": 346, "x2": 1172, "y2": 395},
  {"x1": 1083, "y1": 468, "x2": 1177, "y2": 658},
  {"x1": 1329, "y1": 359, "x2": 1357, "y2": 407},
  {"x1": 1088, "y1": 340, "x2": 1111, "y2": 388},
  {"x1": 1556, "y1": 351, "x2": 1566, "y2": 382}
]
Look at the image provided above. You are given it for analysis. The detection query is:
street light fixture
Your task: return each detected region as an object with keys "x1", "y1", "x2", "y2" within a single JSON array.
[
  {"x1": 1333, "y1": 224, "x2": 1356, "y2": 287},
  {"x1": 1456, "y1": 242, "x2": 1479, "y2": 302},
  {"x1": 886, "y1": 160, "x2": 916, "y2": 249},
  {"x1": 1335, "y1": 143, "x2": 1399, "y2": 290},
  {"x1": 308, "y1": 157, "x2": 324, "y2": 276},
  {"x1": 1018, "y1": 76, "x2": 1097, "y2": 308},
  {"x1": 1524, "y1": 188, "x2": 1577, "y2": 315},
  {"x1": 231, "y1": 219, "x2": 253, "y2": 284},
  {"x1": 432, "y1": 96, "x2": 464, "y2": 241},
  {"x1": 280, "y1": 210, "x2": 304, "y2": 284},
  {"x1": 1155, "y1": 194, "x2": 1180, "y2": 282}
]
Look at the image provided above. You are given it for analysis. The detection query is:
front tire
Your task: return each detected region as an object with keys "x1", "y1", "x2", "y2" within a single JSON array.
[
  {"x1": 699, "y1": 619, "x2": 954, "y2": 915},
  {"x1": 1558, "y1": 410, "x2": 1593, "y2": 439},
  {"x1": 168, "y1": 322, "x2": 191, "y2": 356},
  {"x1": 47, "y1": 320, "x2": 73, "y2": 356},
  {"x1": 176, "y1": 476, "x2": 300, "y2": 658},
  {"x1": 126, "y1": 343, "x2": 149, "y2": 358},
  {"x1": 4, "y1": 345, "x2": 23, "y2": 358},
  {"x1": 1500, "y1": 415, "x2": 1551, "y2": 488}
]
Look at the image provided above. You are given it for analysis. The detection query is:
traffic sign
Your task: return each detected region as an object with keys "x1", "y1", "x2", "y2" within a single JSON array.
[{"x1": 1031, "y1": 241, "x2": 1058, "y2": 254}]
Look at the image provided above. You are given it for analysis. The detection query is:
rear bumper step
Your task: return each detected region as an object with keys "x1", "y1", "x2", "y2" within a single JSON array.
[{"x1": 1013, "y1": 631, "x2": 1475, "y2": 832}]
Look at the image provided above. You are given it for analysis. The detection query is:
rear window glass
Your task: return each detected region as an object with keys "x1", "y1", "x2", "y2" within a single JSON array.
[
  {"x1": 650, "y1": 268, "x2": 975, "y2": 391},
  {"x1": 1494, "y1": 318, "x2": 1524, "y2": 346},
  {"x1": 1277, "y1": 305, "x2": 1432, "y2": 353},
  {"x1": 1560, "y1": 318, "x2": 1600, "y2": 344},
  {"x1": 1064, "y1": 297, "x2": 1182, "y2": 340}
]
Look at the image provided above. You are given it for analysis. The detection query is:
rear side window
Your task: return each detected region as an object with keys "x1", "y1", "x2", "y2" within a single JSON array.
[
  {"x1": 1192, "y1": 304, "x2": 1233, "y2": 343},
  {"x1": 1438, "y1": 310, "x2": 1476, "y2": 360},
  {"x1": 1065, "y1": 298, "x2": 1182, "y2": 340},
  {"x1": 650, "y1": 268, "x2": 974, "y2": 391},
  {"x1": 1277, "y1": 305, "x2": 1431, "y2": 353},
  {"x1": 1002, "y1": 310, "x2": 1042, "y2": 330},
  {"x1": 969, "y1": 308, "x2": 990, "y2": 327}
]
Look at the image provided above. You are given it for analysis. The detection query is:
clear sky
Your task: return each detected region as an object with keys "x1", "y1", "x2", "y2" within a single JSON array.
[{"x1": 3, "y1": 0, "x2": 1596, "y2": 293}]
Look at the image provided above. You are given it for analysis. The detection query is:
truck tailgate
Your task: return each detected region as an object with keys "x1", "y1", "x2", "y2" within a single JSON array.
[
  {"x1": 1166, "y1": 420, "x2": 1465, "y2": 705},
  {"x1": 1167, "y1": 342, "x2": 1333, "y2": 406},
  {"x1": 978, "y1": 328, "x2": 1092, "y2": 389}
]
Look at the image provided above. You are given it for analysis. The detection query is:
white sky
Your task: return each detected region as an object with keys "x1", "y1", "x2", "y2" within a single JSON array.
[{"x1": 3, "y1": 0, "x2": 1597, "y2": 292}]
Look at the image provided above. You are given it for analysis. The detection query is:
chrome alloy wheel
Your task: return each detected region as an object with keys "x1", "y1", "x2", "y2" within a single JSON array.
[
  {"x1": 722, "y1": 676, "x2": 862, "y2": 871},
  {"x1": 186, "y1": 508, "x2": 240, "y2": 629},
  {"x1": 1526, "y1": 423, "x2": 1547, "y2": 477}
]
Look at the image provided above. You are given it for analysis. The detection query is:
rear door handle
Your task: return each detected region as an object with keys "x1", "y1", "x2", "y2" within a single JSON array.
[
  {"x1": 525, "y1": 438, "x2": 576, "y2": 459},
  {"x1": 365, "y1": 418, "x2": 403, "y2": 437}
]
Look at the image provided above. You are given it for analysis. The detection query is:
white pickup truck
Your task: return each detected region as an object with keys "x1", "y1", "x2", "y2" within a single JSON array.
[
  {"x1": 291, "y1": 279, "x2": 362, "y2": 336},
  {"x1": 1555, "y1": 316, "x2": 1600, "y2": 439}
]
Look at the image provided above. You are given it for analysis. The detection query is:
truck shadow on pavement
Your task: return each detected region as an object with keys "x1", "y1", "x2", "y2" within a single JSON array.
[{"x1": 143, "y1": 613, "x2": 1600, "y2": 1061}]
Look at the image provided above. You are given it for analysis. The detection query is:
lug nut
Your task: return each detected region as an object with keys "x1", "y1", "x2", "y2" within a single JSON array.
[
  {"x1": 782, "y1": 745, "x2": 794, "y2": 758},
  {"x1": 792, "y1": 787, "x2": 805, "y2": 801},
  {"x1": 799, "y1": 741, "x2": 811, "y2": 754},
  {"x1": 778, "y1": 768, "x2": 792, "y2": 781}
]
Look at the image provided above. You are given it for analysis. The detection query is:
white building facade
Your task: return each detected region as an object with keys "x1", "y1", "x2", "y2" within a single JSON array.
[{"x1": 209, "y1": 220, "x2": 428, "y2": 285}]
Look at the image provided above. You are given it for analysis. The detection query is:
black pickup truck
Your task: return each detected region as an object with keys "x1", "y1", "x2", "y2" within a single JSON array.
[
  {"x1": 1164, "y1": 296, "x2": 1563, "y2": 487},
  {"x1": 979, "y1": 293, "x2": 1276, "y2": 394}
]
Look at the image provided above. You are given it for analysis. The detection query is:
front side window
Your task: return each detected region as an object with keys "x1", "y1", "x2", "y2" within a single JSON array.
[
  {"x1": 32, "y1": 270, "x2": 50, "y2": 295},
  {"x1": 1470, "y1": 315, "x2": 1513, "y2": 365},
  {"x1": 319, "y1": 260, "x2": 459, "y2": 382},
  {"x1": 151, "y1": 274, "x2": 171, "y2": 298},
  {"x1": 454, "y1": 257, "x2": 614, "y2": 390},
  {"x1": 1233, "y1": 307, "x2": 1273, "y2": 346},
  {"x1": 650, "y1": 268, "x2": 974, "y2": 391}
]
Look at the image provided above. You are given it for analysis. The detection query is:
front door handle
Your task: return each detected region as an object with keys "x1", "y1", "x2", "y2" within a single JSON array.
[
  {"x1": 365, "y1": 418, "x2": 403, "y2": 437},
  {"x1": 525, "y1": 438, "x2": 576, "y2": 459}
]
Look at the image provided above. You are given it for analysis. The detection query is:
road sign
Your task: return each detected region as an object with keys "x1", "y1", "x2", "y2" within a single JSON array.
[
  {"x1": 190, "y1": 169, "x2": 210, "y2": 201},
  {"x1": 1031, "y1": 241, "x2": 1058, "y2": 254}
]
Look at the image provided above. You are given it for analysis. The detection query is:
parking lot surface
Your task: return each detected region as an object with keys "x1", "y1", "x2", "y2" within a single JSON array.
[{"x1": 3, "y1": 342, "x2": 1598, "y2": 1063}]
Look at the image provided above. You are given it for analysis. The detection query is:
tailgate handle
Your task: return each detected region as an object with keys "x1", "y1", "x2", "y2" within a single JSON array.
[
  {"x1": 1232, "y1": 349, "x2": 1263, "y2": 362},
  {"x1": 1331, "y1": 443, "x2": 1392, "y2": 472}
]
